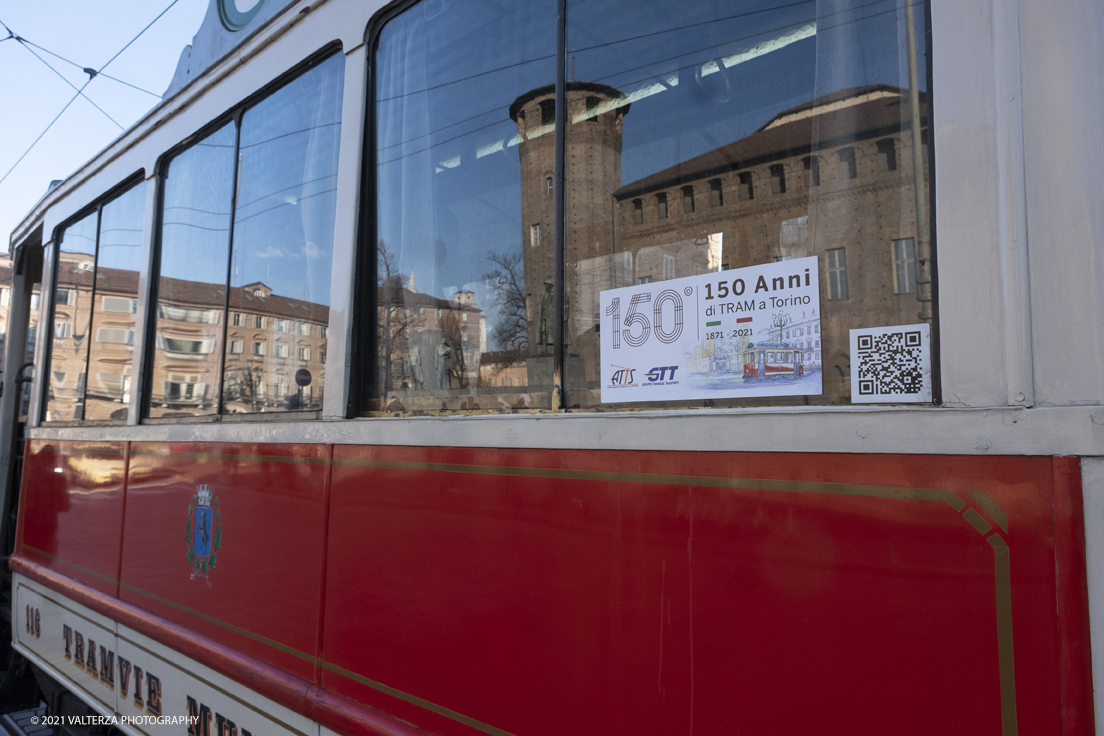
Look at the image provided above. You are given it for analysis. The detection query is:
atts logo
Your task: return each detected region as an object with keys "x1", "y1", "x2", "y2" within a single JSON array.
[
  {"x1": 608, "y1": 365, "x2": 636, "y2": 386},
  {"x1": 646, "y1": 366, "x2": 679, "y2": 382},
  {"x1": 186, "y1": 485, "x2": 222, "y2": 582}
]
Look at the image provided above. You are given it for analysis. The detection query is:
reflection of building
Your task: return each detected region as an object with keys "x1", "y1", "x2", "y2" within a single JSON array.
[
  {"x1": 510, "y1": 82, "x2": 629, "y2": 354},
  {"x1": 378, "y1": 286, "x2": 486, "y2": 397},
  {"x1": 608, "y1": 85, "x2": 928, "y2": 398},
  {"x1": 84, "y1": 266, "x2": 140, "y2": 419},
  {"x1": 511, "y1": 83, "x2": 928, "y2": 402},
  {"x1": 150, "y1": 277, "x2": 330, "y2": 414},
  {"x1": 46, "y1": 251, "x2": 99, "y2": 421}
]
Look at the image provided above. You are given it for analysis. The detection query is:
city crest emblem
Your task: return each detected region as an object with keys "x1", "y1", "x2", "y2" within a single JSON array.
[{"x1": 186, "y1": 485, "x2": 222, "y2": 581}]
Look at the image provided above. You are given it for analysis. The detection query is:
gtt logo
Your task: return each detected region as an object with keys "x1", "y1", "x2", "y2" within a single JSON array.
[{"x1": 646, "y1": 366, "x2": 678, "y2": 382}]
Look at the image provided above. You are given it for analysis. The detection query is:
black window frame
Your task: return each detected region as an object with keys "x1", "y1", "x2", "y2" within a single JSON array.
[
  {"x1": 41, "y1": 171, "x2": 146, "y2": 426},
  {"x1": 356, "y1": 0, "x2": 940, "y2": 415},
  {"x1": 143, "y1": 43, "x2": 343, "y2": 424}
]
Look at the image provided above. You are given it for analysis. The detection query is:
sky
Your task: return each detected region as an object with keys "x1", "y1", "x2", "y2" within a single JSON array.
[{"x1": 0, "y1": 0, "x2": 210, "y2": 252}]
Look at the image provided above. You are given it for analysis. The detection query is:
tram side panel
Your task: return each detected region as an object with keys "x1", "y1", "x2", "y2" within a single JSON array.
[
  {"x1": 9, "y1": 442, "x2": 1091, "y2": 735},
  {"x1": 16, "y1": 440, "x2": 128, "y2": 597},
  {"x1": 322, "y1": 446, "x2": 1075, "y2": 736},
  {"x1": 117, "y1": 442, "x2": 330, "y2": 682}
]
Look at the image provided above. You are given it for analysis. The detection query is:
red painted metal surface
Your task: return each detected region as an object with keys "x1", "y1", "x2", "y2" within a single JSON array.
[
  {"x1": 322, "y1": 448, "x2": 1067, "y2": 735},
  {"x1": 1052, "y1": 457, "x2": 1095, "y2": 736},
  {"x1": 17, "y1": 440, "x2": 128, "y2": 597},
  {"x1": 11, "y1": 441, "x2": 1094, "y2": 736},
  {"x1": 118, "y1": 442, "x2": 330, "y2": 681}
]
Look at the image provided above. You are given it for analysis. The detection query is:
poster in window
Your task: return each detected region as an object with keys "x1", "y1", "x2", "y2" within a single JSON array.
[{"x1": 600, "y1": 256, "x2": 822, "y2": 403}]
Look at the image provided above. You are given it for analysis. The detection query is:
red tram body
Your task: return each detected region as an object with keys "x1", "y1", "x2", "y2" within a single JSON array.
[{"x1": 10, "y1": 442, "x2": 1095, "y2": 736}]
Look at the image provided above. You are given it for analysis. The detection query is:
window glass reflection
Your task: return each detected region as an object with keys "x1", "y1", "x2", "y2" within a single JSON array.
[
  {"x1": 85, "y1": 184, "x2": 145, "y2": 420},
  {"x1": 564, "y1": 0, "x2": 931, "y2": 408},
  {"x1": 45, "y1": 212, "x2": 98, "y2": 421},
  {"x1": 223, "y1": 53, "x2": 343, "y2": 414},
  {"x1": 149, "y1": 122, "x2": 236, "y2": 418},
  {"x1": 370, "y1": 0, "x2": 556, "y2": 412}
]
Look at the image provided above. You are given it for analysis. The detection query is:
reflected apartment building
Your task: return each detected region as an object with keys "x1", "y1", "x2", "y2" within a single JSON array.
[
  {"x1": 151, "y1": 279, "x2": 330, "y2": 415},
  {"x1": 42, "y1": 255, "x2": 331, "y2": 420},
  {"x1": 510, "y1": 82, "x2": 929, "y2": 403}
]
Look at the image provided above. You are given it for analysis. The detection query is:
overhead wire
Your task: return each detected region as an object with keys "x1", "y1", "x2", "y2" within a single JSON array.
[
  {"x1": 16, "y1": 36, "x2": 162, "y2": 98},
  {"x1": 15, "y1": 40, "x2": 124, "y2": 129},
  {"x1": 0, "y1": 0, "x2": 181, "y2": 187}
]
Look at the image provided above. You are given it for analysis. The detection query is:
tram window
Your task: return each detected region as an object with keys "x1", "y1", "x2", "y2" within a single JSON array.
[
  {"x1": 364, "y1": 0, "x2": 934, "y2": 413},
  {"x1": 45, "y1": 212, "x2": 97, "y2": 421},
  {"x1": 560, "y1": 0, "x2": 934, "y2": 410},
  {"x1": 148, "y1": 52, "x2": 343, "y2": 419},
  {"x1": 223, "y1": 52, "x2": 343, "y2": 414},
  {"x1": 149, "y1": 122, "x2": 236, "y2": 419},
  {"x1": 44, "y1": 180, "x2": 146, "y2": 423},
  {"x1": 366, "y1": 0, "x2": 555, "y2": 413}
]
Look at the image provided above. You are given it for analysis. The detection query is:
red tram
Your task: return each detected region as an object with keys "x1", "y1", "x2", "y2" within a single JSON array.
[
  {"x1": 742, "y1": 344, "x2": 804, "y2": 379},
  {"x1": 1, "y1": 0, "x2": 1102, "y2": 735}
]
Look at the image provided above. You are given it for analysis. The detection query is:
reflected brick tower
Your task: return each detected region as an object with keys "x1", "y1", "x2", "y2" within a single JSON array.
[{"x1": 510, "y1": 83, "x2": 629, "y2": 367}]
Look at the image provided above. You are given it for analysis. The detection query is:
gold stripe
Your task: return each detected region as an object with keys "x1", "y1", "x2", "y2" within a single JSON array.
[
  {"x1": 128, "y1": 449, "x2": 328, "y2": 465},
  {"x1": 988, "y1": 535, "x2": 1018, "y2": 736},
  {"x1": 320, "y1": 661, "x2": 517, "y2": 736},
  {"x1": 970, "y1": 490, "x2": 1010, "y2": 532},
  {"x1": 333, "y1": 459, "x2": 966, "y2": 508},
  {"x1": 963, "y1": 508, "x2": 993, "y2": 535}
]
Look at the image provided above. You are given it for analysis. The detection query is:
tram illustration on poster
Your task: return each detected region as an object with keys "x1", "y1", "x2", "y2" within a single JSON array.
[{"x1": 599, "y1": 256, "x2": 823, "y2": 403}]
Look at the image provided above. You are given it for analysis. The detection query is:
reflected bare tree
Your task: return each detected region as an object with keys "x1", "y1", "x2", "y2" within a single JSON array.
[
  {"x1": 378, "y1": 240, "x2": 410, "y2": 393},
  {"x1": 484, "y1": 251, "x2": 528, "y2": 353}
]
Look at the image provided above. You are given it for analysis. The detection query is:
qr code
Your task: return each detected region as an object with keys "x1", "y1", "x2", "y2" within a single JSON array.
[{"x1": 855, "y1": 331, "x2": 924, "y2": 395}]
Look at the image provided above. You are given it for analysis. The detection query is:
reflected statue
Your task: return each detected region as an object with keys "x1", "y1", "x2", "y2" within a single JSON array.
[
  {"x1": 537, "y1": 279, "x2": 571, "y2": 353},
  {"x1": 435, "y1": 339, "x2": 452, "y2": 389},
  {"x1": 409, "y1": 343, "x2": 424, "y2": 389}
]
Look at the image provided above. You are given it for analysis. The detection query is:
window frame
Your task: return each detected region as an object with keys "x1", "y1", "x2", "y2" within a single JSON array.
[
  {"x1": 142, "y1": 43, "x2": 342, "y2": 424},
  {"x1": 41, "y1": 171, "x2": 145, "y2": 426},
  {"x1": 356, "y1": 0, "x2": 940, "y2": 416}
]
